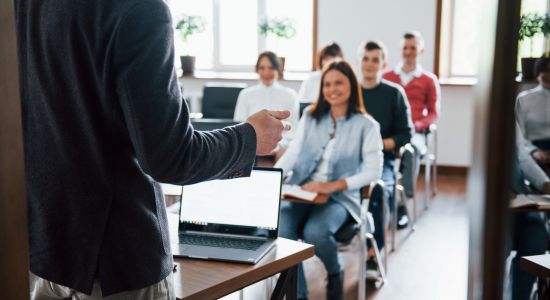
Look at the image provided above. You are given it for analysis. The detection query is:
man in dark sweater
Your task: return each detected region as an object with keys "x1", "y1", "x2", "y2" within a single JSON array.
[
  {"x1": 359, "y1": 41, "x2": 413, "y2": 249},
  {"x1": 15, "y1": 0, "x2": 289, "y2": 298}
]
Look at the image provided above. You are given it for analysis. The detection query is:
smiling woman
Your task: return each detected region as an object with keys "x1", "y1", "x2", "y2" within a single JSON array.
[{"x1": 274, "y1": 59, "x2": 382, "y2": 300}]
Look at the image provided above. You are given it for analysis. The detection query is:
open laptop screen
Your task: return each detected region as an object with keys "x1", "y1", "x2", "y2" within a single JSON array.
[{"x1": 179, "y1": 168, "x2": 282, "y2": 238}]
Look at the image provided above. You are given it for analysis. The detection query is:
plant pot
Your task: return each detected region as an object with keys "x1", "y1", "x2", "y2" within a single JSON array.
[
  {"x1": 180, "y1": 55, "x2": 196, "y2": 75},
  {"x1": 521, "y1": 57, "x2": 538, "y2": 81},
  {"x1": 278, "y1": 56, "x2": 286, "y2": 78}
]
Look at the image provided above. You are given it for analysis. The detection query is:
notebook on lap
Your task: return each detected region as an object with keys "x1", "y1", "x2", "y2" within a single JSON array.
[{"x1": 172, "y1": 168, "x2": 282, "y2": 264}]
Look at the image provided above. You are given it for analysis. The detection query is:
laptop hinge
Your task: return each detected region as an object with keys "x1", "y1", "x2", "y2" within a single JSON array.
[{"x1": 181, "y1": 230, "x2": 269, "y2": 241}]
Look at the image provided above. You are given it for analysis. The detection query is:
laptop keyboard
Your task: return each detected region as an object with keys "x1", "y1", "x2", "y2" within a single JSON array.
[{"x1": 180, "y1": 234, "x2": 265, "y2": 251}]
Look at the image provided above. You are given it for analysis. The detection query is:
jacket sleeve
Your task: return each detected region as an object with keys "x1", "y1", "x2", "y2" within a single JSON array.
[
  {"x1": 516, "y1": 123, "x2": 549, "y2": 191},
  {"x1": 112, "y1": 1, "x2": 256, "y2": 184},
  {"x1": 515, "y1": 96, "x2": 539, "y2": 154},
  {"x1": 392, "y1": 87, "x2": 414, "y2": 150},
  {"x1": 345, "y1": 120, "x2": 383, "y2": 190},
  {"x1": 415, "y1": 75, "x2": 440, "y2": 131}
]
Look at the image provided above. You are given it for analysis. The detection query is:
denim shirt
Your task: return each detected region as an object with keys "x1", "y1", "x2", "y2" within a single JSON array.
[{"x1": 276, "y1": 109, "x2": 383, "y2": 222}]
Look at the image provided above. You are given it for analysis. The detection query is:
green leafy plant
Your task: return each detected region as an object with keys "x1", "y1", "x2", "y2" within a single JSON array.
[
  {"x1": 259, "y1": 17, "x2": 296, "y2": 39},
  {"x1": 175, "y1": 14, "x2": 206, "y2": 45},
  {"x1": 519, "y1": 13, "x2": 545, "y2": 57},
  {"x1": 543, "y1": 13, "x2": 550, "y2": 57}
]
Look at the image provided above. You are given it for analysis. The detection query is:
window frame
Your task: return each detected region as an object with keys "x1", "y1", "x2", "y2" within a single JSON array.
[
  {"x1": 169, "y1": 0, "x2": 318, "y2": 73},
  {"x1": 437, "y1": 0, "x2": 550, "y2": 81}
]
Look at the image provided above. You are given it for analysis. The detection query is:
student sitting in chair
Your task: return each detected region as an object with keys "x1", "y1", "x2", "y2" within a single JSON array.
[
  {"x1": 234, "y1": 51, "x2": 299, "y2": 151},
  {"x1": 509, "y1": 124, "x2": 550, "y2": 300},
  {"x1": 359, "y1": 40, "x2": 413, "y2": 246},
  {"x1": 383, "y1": 31, "x2": 441, "y2": 202},
  {"x1": 275, "y1": 59, "x2": 383, "y2": 300}
]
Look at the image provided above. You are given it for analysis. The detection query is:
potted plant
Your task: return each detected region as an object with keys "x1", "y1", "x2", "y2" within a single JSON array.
[
  {"x1": 543, "y1": 13, "x2": 550, "y2": 57},
  {"x1": 259, "y1": 17, "x2": 296, "y2": 76},
  {"x1": 175, "y1": 14, "x2": 206, "y2": 75},
  {"x1": 519, "y1": 13, "x2": 545, "y2": 80}
]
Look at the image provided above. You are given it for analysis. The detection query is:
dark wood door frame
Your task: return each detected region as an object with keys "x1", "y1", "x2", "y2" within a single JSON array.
[
  {"x1": 0, "y1": 0, "x2": 30, "y2": 298},
  {"x1": 466, "y1": 0, "x2": 521, "y2": 299}
]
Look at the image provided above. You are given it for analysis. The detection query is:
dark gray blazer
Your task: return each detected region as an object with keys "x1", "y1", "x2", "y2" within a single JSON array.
[{"x1": 15, "y1": 0, "x2": 256, "y2": 295}]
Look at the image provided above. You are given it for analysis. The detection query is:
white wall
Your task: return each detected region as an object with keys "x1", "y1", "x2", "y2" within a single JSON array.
[
  {"x1": 317, "y1": 0, "x2": 436, "y2": 72},
  {"x1": 437, "y1": 86, "x2": 475, "y2": 166}
]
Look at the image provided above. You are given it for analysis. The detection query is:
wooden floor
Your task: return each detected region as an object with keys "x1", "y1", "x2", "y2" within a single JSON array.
[{"x1": 303, "y1": 172, "x2": 468, "y2": 300}]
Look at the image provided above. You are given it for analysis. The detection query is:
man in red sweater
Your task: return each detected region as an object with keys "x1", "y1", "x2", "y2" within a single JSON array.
[
  {"x1": 383, "y1": 31, "x2": 440, "y2": 134},
  {"x1": 383, "y1": 31, "x2": 441, "y2": 198}
]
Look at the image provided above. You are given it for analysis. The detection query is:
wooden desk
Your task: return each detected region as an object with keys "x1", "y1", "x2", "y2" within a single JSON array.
[
  {"x1": 168, "y1": 213, "x2": 314, "y2": 300},
  {"x1": 520, "y1": 254, "x2": 550, "y2": 299}
]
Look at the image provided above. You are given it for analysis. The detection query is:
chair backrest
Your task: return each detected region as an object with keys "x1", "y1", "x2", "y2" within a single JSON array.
[
  {"x1": 201, "y1": 82, "x2": 247, "y2": 119},
  {"x1": 334, "y1": 181, "x2": 385, "y2": 244},
  {"x1": 298, "y1": 102, "x2": 310, "y2": 118},
  {"x1": 191, "y1": 118, "x2": 239, "y2": 131}
]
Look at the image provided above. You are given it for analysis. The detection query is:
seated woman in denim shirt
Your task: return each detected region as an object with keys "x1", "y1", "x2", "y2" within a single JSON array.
[{"x1": 275, "y1": 59, "x2": 383, "y2": 300}]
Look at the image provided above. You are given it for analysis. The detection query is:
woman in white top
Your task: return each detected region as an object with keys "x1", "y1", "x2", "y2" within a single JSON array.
[
  {"x1": 298, "y1": 42, "x2": 344, "y2": 103},
  {"x1": 233, "y1": 51, "x2": 299, "y2": 148}
]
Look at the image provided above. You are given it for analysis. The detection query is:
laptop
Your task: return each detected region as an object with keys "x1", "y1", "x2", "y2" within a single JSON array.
[{"x1": 172, "y1": 167, "x2": 282, "y2": 264}]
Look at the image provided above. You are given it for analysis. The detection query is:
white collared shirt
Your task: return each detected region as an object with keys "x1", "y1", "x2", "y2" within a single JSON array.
[
  {"x1": 233, "y1": 81, "x2": 299, "y2": 147},
  {"x1": 394, "y1": 62, "x2": 423, "y2": 86},
  {"x1": 298, "y1": 71, "x2": 322, "y2": 103}
]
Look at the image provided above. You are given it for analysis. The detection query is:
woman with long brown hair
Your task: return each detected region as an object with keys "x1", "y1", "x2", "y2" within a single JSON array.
[{"x1": 275, "y1": 59, "x2": 383, "y2": 300}]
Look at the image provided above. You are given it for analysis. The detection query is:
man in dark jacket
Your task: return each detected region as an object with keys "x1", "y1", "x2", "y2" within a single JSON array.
[{"x1": 15, "y1": 0, "x2": 289, "y2": 298}]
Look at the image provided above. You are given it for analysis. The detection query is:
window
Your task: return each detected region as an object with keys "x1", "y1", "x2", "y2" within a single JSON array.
[
  {"x1": 166, "y1": 0, "x2": 314, "y2": 72},
  {"x1": 517, "y1": 0, "x2": 548, "y2": 61},
  {"x1": 439, "y1": 0, "x2": 548, "y2": 78}
]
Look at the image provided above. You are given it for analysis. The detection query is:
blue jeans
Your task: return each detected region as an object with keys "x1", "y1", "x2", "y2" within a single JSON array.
[
  {"x1": 279, "y1": 199, "x2": 349, "y2": 298},
  {"x1": 511, "y1": 212, "x2": 548, "y2": 300},
  {"x1": 368, "y1": 160, "x2": 394, "y2": 249}
]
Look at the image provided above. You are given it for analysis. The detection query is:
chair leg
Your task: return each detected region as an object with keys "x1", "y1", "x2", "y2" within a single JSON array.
[
  {"x1": 424, "y1": 154, "x2": 431, "y2": 211},
  {"x1": 367, "y1": 234, "x2": 386, "y2": 288},
  {"x1": 358, "y1": 203, "x2": 368, "y2": 300},
  {"x1": 412, "y1": 181, "x2": 417, "y2": 229},
  {"x1": 397, "y1": 185, "x2": 415, "y2": 231},
  {"x1": 391, "y1": 185, "x2": 397, "y2": 252},
  {"x1": 431, "y1": 154, "x2": 438, "y2": 197}
]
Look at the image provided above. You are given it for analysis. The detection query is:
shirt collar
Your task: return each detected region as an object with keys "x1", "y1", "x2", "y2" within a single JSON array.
[
  {"x1": 394, "y1": 62, "x2": 423, "y2": 78},
  {"x1": 258, "y1": 80, "x2": 280, "y2": 89}
]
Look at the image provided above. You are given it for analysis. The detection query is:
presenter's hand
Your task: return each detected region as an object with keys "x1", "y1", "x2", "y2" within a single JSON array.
[{"x1": 247, "y1": 109, "x2": 291, "y2": 156}]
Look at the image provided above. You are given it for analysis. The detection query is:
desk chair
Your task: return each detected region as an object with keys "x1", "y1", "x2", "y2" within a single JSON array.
[
  {"x1": 298, "y1": 102, "x2": 311, "y2": 118},
  {"x1": 390, "y1": 144, "x2": 417, "y2": 252},
  {"x1": 423, "y1": 124, "x2": 438, "y2": 210},
  {"x1": 201, "y1": 82, "x2": 247, "y2": 119},
  {"x1": 333, "y1": 181, "x2": 387, "y2": 297}
]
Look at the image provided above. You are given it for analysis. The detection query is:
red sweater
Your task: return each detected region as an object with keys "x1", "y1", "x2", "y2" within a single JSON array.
[{"x1": 383, "y1": 69, "x2": 440, "y2": 132}]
